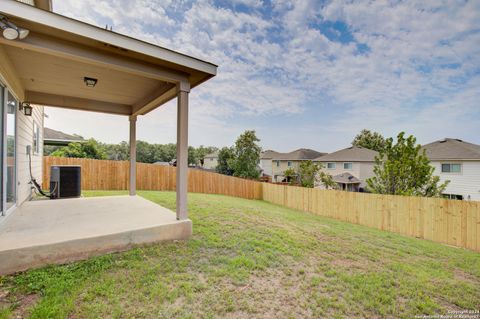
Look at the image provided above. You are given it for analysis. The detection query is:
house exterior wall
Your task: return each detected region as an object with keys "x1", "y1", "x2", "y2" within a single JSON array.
[
  {"x1": 260, "y1": 158, "x2": 272, "y2": 177},
  {"x1": 203, "y1": 157, "x2": 218, "y2": 170},
  {"x1": 431, "y1": 160, "x2": 480, "y2": 201},
  {"x1": 271, "y1": 160, "x2": 302, "y2": 182},
  {"x1": 16, "y1": 104, "x2": 44, "y2": 205},
  {"x1": 317, "y1": 161, "x2": 375, "y2": 189}
]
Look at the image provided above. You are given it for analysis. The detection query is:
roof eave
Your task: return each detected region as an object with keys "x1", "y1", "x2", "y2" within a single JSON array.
[{"x1": 0, "y1": 0, "x2": 217, "y2": 75}]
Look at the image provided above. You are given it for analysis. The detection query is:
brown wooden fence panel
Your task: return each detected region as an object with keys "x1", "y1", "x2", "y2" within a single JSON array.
[
  {"x1": 262, "y1": 183, "x2": 480, "y2": 252},
  {"x1": 43, "y1": 157, "x2": 479, "y2": 252},
  {"x1": 42, "y1": 156, "x2": 263, "y2": 200}
]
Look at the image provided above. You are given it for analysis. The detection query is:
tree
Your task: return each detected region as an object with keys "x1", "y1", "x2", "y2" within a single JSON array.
[
  {"x1": 50, "y1": 139, "x2": 107, "y2": 159},
  {"x1": 318, "y1": 171, "x2": 337, "y2": 190},
  {"x1": 298, "y1": 161, "x2": 321, "y2": 188},
  {"x1": 216, "y1": 147, "x2": 235, "y2": 175},
  {"x1": 352, "y1": 129, "x2": 386, "y2": 152},
  {"x1": 366, "y1": 132, "x2": 449, "y2": 197},
  {"x1": 104, "y1": 141, "x2": 129, "y2": 160},
  {"x1": 283, "y1": 167, "x2": 297, "y2": 184},
  {"x1": 230, "y1": 130, "x2": 262, "y2": 179}
]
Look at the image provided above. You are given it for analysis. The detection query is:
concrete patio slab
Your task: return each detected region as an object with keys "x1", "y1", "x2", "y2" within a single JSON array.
[{"x1": 0, "y1": 195, "x2": 192, "y2": 275}]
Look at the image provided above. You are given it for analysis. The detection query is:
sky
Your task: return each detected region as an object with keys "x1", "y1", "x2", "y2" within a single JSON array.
[{"x1": 44, "y1": 0, "x2": 480, "y2": 153}]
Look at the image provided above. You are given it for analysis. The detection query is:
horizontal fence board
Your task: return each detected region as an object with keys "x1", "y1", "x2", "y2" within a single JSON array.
[{"x1": 42, "y1": 156, "x2": 479, "y2": 252}]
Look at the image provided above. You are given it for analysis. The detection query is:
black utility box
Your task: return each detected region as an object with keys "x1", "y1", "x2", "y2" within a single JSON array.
[{"x1": 50, "y1": 165, "x2": 81, "y2": 199}]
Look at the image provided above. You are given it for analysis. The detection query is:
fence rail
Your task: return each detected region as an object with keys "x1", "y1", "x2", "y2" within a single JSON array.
[
  {"x1": 42, "y1": 156, "x2": 479, "y2": 252},
  {"x1": 42, "y1": 156, "x2": 263, "y2": 200}
]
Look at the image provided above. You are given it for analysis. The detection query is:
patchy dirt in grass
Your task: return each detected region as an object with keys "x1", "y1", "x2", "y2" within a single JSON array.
[
  {"x1": 453, "y1": 269, "x2": 478, "y2": 283},
  {"x1": 330, "y1": 258, "x2": 371, "y2": 271},
  {"x1": 1, "y1": 292, "x2": 40, "y2": 319}
]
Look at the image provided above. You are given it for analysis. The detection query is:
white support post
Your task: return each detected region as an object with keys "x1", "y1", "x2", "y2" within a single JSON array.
[
  {"x1": 129, "y1": 115, "x2": 137, "y2": 196},
  {"x1": 176, "y1": 81, "x2": 190, "y2": 220}
]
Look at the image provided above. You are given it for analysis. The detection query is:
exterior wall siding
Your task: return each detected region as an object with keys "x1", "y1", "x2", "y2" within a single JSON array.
[
  {"x1": 431, "y1": 161, "x2": 480, "y2": 201},
  {"x1": 260, "y1": 159, "x2": 272, "y2": 177},
  {"x1": 16, "y1": 105, "x2": 44, "y2": 205},
  {"x1": 317, "y1": 161, "x2": 375, "y2": 189},
  {"x1": 202, "y1": 157, "x2": 218, "y2": 170},
  {"x1": 272, "y1": 160, "x2": 301, "y2": 182}
]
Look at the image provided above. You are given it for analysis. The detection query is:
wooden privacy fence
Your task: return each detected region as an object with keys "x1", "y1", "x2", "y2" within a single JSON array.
[
  {"x1": 263, "y1": 183, "x2": 480, "y2": 252},
  {"x1": 42, "y1": 156, "x2": 480, "y2": 252},
  {"x1": 42, "y1": 156, "x2": 263, "y2": 200}
]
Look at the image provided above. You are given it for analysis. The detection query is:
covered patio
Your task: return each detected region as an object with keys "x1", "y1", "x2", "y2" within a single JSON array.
[
  {"x1": 0, "y1": 1, "x2": 216, "y2": 274},
  {"x1": 0, "y1": 195, "x2": 191, "y2": 275}
]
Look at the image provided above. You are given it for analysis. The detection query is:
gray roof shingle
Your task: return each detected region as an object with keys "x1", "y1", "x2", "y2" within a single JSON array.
[
  {"x1": 261, "y1": 148, "x2": 326, "y2": 160},
  {"x1": 422, "y1": 138, "x2": 480, "y2": 160},
  {"x1": 314, "y1": 146, "x2": 378, "y2": 162}
]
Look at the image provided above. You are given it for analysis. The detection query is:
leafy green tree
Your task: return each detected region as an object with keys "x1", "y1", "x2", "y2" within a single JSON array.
[
  {"x1": 136, "y1": 141, "x2": 156, "y2": 163},
  {"x1": 152, "y1": 143, "x2": 176, "y2": 163},
  {"x1": 366, "y1": 132, "x2": 449, "y2": 197},
  {"x1": 50, "y1": 139, "x2": 107, "y2": 159},
  {"x1": 297, "y1": 161, "x2": 319, "y2": 188},
  {"x1": 352, "y1": 129, "x2": 386, "y2": 152},
  {"x1": 283, "y1": 167, "x2": 297, "y2": 184},
  {"x1": 216, "y1": 147, "x2": 235, "y2": 175},
  {"x1": 318, "y1": 170, "x2": 337, "y2": 190},
  {"x1": 104, "y1": 141, "x2": 129, "y2": 160},
  {"x1": 230, "y1": 130, "x2": 262, "y2": 179}
]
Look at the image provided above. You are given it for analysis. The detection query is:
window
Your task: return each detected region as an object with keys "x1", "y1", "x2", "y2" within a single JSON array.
[
  {"x1": 33, "y1": 121, "x2": 40, "y2": 155},
  {"x1": 287, "y1": 161, "x2": 292, "y2": 167},
  {"x1": 442, "y1": 194, "x2": 463, "y2": 200},
  {"x1": 441, "y1": 163, "x2": 461, "y2": 173},
  {"x1": 327, "y1": 163, "x2": 336, "y2": 169},
  {"x1": 343, "y1": 162, "x2": 353, "y2": 170},
  {"x1": 276, "y1": 160, "x2": 280, "y2": 167}
]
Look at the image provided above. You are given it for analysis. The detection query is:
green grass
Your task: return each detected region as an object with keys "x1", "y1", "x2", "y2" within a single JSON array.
[{"x1": 1, "y1": 191, "x2": 479, "y2": 318}]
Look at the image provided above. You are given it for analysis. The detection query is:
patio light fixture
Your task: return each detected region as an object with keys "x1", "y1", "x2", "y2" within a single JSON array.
[
  {"x1": 0, "y1": 15, "x2": 29, "y2": 40},
  {"x1": 20, "y1": 102, "x2": 33, "y2": 116},
  {"x1": 84, "y1": 77, "x2": 98, "y2": 88}
]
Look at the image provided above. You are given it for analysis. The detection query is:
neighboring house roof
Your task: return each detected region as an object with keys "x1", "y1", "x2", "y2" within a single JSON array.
[
  {"x1": 204, "y1": 151, "x2": 219, "y2": 159},
  {"x1": 333, "y1": 172, "x2": 361, "y2": 184},
  {"x1": 261, "y1": 148, "x2": 326, "y2": 160},
  {"x1": 43, "y1": 127, "x2": 84, "y2": 146},
  {"x1": 315, "y1": 146, "x2": 378, "y2": 162},
  {"x1": 153, "y1": 161, "x2": 170, "y2": 166},
  {"x1": 422, "y1": 138, "x2": 480, "y2": 160}
]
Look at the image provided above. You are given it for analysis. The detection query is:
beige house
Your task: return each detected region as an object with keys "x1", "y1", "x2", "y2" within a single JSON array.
[
  {"x1": 0, "y1": 0, "x2": 216, "y2": 274},
  {"x1": 314, "y1": 146, "x2": 378, "y2": 191},
  {"x1": 202, "y1": 151, "x2": 219, "y2": 170},
  {"x1": 261, "y1": 148, "x2": 326, "y2": 182},
  {"x1": 422, "y1": 138, "x2": 480, "y2": 201}
]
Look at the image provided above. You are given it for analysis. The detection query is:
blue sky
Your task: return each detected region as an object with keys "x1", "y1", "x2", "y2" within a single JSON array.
[{"x1": 45, "y1": 0, "x2": 480, "y2": 152}]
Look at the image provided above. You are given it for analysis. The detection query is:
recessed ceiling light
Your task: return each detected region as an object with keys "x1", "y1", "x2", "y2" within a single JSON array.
[{"x1": 84, "y1": 77, "x2": 98, "y2": 88}]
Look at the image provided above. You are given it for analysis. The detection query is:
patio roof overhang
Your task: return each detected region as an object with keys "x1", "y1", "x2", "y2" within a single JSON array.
[
  {"x1": 0, "y1": 0, "x2": 217, "y2": 221},
  {"x1": 0, "y1": 0, "x2": 217, "y2": 116}
]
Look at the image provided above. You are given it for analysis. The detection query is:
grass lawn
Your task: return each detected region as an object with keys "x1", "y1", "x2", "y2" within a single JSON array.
[{"x1": 1, "y1": 191, "x2": 479, "y2": 318}]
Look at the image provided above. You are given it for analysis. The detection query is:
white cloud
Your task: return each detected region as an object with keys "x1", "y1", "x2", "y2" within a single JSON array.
[{"x1": 47, "y1": 0, "x2": 480, "y2": 150}]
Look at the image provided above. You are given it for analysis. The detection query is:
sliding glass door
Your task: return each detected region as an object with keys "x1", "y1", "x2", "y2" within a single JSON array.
[
  {"x1": 0, "y1": 85, "x2": 17, "y2": 216},
  {"x1": 6, "y1": 90, "x2": 16, "y2": 211}
]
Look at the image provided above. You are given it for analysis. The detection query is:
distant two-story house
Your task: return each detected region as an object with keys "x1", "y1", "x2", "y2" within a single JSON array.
[
  {"x1": 314, "y1": 146, "x2": 378, "y2": 191},
  {"x1": 261, "y1": 149, "x2": 326, "y2": 182},
  {"x1": 422, "y1": 138, "x2": 480, "y2": 201},
  {"x1": 202, "y1": 151, "x2": 219, "y2": 170}
]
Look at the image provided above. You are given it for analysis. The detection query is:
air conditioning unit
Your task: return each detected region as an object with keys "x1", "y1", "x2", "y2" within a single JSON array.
[{"x1": 50, "y1": 166, "x2": 81, "y2": 199}]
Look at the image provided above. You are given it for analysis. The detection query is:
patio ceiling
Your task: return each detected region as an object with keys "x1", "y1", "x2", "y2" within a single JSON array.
[{"x1": 0, "y1": 0, "x2": 217, "y2": 116}]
